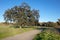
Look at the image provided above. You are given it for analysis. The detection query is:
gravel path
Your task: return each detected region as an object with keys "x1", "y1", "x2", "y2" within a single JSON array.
[{"x1": 2, "y1": 30, "x2": 41, "y2": 40}]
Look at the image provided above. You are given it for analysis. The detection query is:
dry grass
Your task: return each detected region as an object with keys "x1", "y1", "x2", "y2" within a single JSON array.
[{"x1": 0, "y1": 23, "x2": 34, "y2": 39}]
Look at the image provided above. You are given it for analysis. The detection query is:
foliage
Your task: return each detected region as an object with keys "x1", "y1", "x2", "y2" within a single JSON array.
[
  {"x1": 57, "y1": 19, "x2": 60, "y2": 25},
  {"x1": 40, "y1": 19, "x2": 60, "y2": 27},
  {"x1": 3, "y1": 2, "x2": 40, "y2": 26},
  {"x1": 33, "y1": 29, "x2": 60, "y2": 40},
  {"x1": 41, "y1": 22, "x2": 57, "y2": 27},
  {"x1": 46, "y1": 22, "x2": 56, "y2": 27}
]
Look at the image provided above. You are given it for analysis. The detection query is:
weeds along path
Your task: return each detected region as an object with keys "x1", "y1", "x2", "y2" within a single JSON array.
[{"x1": 2, "y1": 30, "x2": 41, "y2": 40}]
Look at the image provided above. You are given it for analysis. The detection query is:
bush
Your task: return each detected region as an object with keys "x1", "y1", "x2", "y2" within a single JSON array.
[
  {"x1": 14, "y1": 25, "x2": 20, "y2": 28},
  {"x1": 41, "y1": 22, "x2": 57, "y2": 27},
  {"x1": 10, "y1": 25, "x2": 20, "y2": 28},
  {"x1": 33, "y1": 29, "x2": 60, "y2": 40},
  {"x1": 46, "y1": 22, "x2": 56, "y2": 27}
]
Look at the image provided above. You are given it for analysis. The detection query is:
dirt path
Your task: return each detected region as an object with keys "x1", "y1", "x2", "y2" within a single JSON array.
[{"x1": 2, "y1": 30, "x2": 41, "y2": 40}]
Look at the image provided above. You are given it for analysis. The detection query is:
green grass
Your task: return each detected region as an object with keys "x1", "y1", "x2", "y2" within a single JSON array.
[
  {"x1": 33, "y1": 29, "x2": 60, "y2": 40},
  {"x1": 0, "y1": 25, "x2": 34, "y2": 39}
]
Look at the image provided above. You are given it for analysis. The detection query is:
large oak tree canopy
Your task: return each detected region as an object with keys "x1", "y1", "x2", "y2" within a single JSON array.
[{"x1": 3, "y1": 2, "x2": 40, "y2": 26}]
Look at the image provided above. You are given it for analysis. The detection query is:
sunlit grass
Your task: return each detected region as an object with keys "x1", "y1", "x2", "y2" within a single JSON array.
[{"x1": 0, "y1": 25, "x2": 34, "y2": 39}]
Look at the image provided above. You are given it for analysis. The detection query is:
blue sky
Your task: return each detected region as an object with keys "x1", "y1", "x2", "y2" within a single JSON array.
[{"x1": 0, "y1": 0, "x2": 60, "y2": 22}]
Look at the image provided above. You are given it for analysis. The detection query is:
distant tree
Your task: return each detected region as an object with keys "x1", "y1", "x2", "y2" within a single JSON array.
[
  {"x1": 3, "y1": 2, "x2": 40, "y2": 27},
  {"x1": 57, "y1": 19, "x2": 60, "y2": 25},
  {"x1": 41, "y1": 22, "x2": 47, "y2": 26},
  {"x1": 41, "y1": 22, "x2": 56, "y2": 27},
  {"x1": 46, "y1": 22, "x2": 56, "y2": 27}
]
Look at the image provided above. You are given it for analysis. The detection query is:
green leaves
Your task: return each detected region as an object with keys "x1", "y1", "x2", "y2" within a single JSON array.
[
  {"x1": 33, "y1": 29, "x2": 60, "y2": 40},
  {"x1": 4, "y1": 2, "x2": 40, "y2": 26}
]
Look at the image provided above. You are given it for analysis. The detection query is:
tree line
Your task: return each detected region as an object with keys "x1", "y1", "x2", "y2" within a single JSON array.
[{"x1": 40, "y1": 19, "x2": 60, "y2": 28}]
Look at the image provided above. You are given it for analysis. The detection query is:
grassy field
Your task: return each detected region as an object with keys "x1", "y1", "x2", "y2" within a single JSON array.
[{"x1": 0, "y1": 24, "x2": 34, "y2": 39}]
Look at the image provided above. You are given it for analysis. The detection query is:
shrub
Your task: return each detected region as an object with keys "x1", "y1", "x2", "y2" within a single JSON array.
[
  {"x1": 33, "y1": 29, "x2": 60, "y2": 40},
  {"x1": 10, "y1": 25, "x2": 20, "y2": 28}
]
